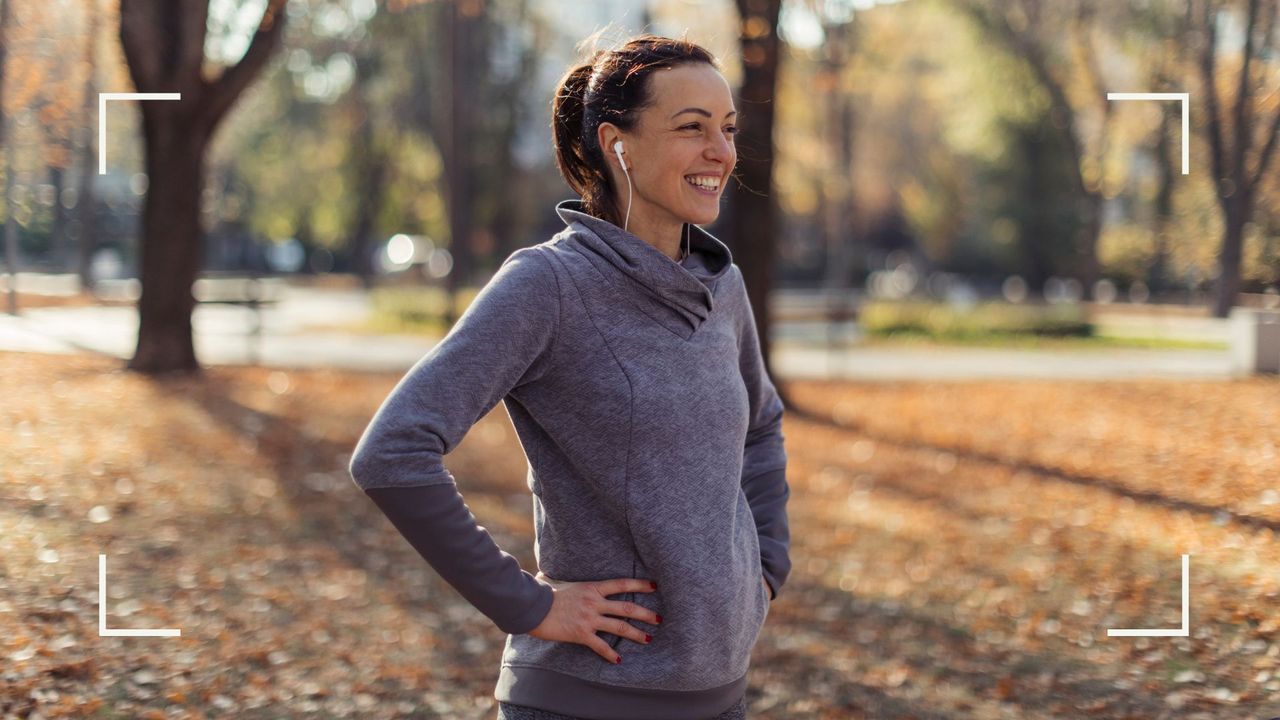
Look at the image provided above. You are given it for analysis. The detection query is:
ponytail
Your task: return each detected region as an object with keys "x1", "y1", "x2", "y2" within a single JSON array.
[{"x1": 551, "y1": 60, "x2": 612, "y2": 219}]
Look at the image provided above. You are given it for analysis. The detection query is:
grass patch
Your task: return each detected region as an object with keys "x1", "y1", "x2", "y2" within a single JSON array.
[
  {"x1": 857, "y1": 331, "x2": 1228, "y2": 351},
  {"x1": 859, "y1": 299, "x2": 1094, "y2": 340},
  {"x1": 358, "y1": 285, "x2": 482, "y2": 336},
  {"x1": 853, "y1": 300, "x2": 1228, "y2": 350}
]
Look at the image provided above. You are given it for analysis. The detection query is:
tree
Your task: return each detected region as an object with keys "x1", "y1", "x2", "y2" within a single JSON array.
[
  {"x1": 1, "y1": 0, "x2": 14, "y2": 315},
  {"x1": 1122, "y1": 0, "x2": 1195, "y2": 295},
  {"x1": 76, "y1": 0, "x2": 102, "y2": 292},
  {"x1": 1193, "y1": 0, "x2": 1280, "y2": 317},
  {"x1": 119, "y1": 0, "x2": 287, "y2": 374},
  {"x1": 728, "y1": 0, "x2": 786, "y2": 404},
  {"x1": 417, "y1": 0, "x2": 544, "y2": 322},
  {"x1": 953, "y1": 0, "x2": 1119, "y2": 298}
]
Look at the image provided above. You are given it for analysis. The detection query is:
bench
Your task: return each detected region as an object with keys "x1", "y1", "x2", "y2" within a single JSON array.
[{"x1": 193, "y1": 273, "x2": 286, "y2": 364}]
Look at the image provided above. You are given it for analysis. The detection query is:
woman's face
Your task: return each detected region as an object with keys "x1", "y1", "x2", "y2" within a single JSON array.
[{"x1": 601, "y1": 63, "x2": 738, "y2": 229}]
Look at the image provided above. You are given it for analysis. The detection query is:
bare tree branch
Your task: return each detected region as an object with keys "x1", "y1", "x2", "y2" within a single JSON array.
[
  {"x1": 201, "y1": 0, "x2": 288, "y2": 133},
  {"x1": 1251, "y1": 100, "x2": 1280, "y2": 189},
  {"x1": 1196, "y1": 0, "x2": 1227, "y2": 187},
  {"x1": 1229, "y1": 0, "x2": 1260, "y2": 178},
  {"x1": 954, "y1": 0, "x2": 1088, "y2": 194},
  {"x1": 178, "y1": 0, "x2": 213, "y2": 93}
]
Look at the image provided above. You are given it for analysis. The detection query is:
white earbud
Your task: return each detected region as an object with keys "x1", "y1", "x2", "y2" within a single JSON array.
[{"x1": 613, "y1": 140, "x2": 632, "y2": 233}]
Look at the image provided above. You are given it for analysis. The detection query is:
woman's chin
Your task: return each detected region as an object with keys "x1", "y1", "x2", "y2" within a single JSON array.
[{"x1": 684, "y1": 205, "x2": 720, "y2": 226}]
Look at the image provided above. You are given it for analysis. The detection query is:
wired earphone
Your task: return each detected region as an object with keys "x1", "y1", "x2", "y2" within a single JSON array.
[{"x1": 613, "y1": 140, "x2": 688, "y2": 263}]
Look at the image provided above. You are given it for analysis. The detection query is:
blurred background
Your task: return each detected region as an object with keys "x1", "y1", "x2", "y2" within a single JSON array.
[
  {"x1": 2, "y1": 1, "x2": 1279, "y2": 718},
  {"x1": 0, "y1": 0, "x2": 1276, "y2": 376}
]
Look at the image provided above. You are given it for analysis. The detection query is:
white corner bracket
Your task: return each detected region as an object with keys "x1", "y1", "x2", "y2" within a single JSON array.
[
  {"x1": 98, "y1": 92, "x2": 182, "y2": 175},
  {"x1": 1105, "y1": 92, "x2": 1190, "y2": 175},
  {"x1": 1107, "y1": 554, "x2": 1189, "y2": 637},
  {"x1": 98, "y1": 554, "x2": 181, "y2": 637}
]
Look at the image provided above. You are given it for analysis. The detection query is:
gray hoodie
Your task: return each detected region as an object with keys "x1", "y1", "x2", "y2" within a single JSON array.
[{"x1": 348, "y1": 198, "x2": 791, "y2": 720}]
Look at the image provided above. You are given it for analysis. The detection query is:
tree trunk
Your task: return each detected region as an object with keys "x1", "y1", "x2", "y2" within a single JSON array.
[
  {"x1": 1211, "y1": 190, "x2": 1251, "y2": 318},
  {"x1": 119, "y1": 0, "x2": 286, "y2": 373},
  {"x1": 730, "y1": 0, "x2": 785, "y2": 404},
  {"x1": 76, "y1": 0, "x2": 100, "y2": 292},
  {"x1": 1194, "y1": 0, "x2": 1280, "y2": 317},
  {"x1": 1078, "y1": 191, "x2": 1103, "y2": 290},
  {"x1": 127, "y1": 128, "x2": 207, "y2": 374},
  {"x1": 1, "y1": 0, "x2": 15, "y2": 315},
  {"x1": 345, "y1": 45, "x2": 388, "y2": 290},
  {"x1": 75, "y1": 135, "x2": 98, "y2": 291},
  {"x1": 442, "y1": 0, "x2": 477, "y2": 325},
  {"x1": 1148, "y1": 100, "x2": 1176, "y2": 293},
  {"x1": 349, "y1": 105, "x2": 386, "y2": 290},
  {"x1": 3, "y1": 146, "x2": 17, "y2": 316},
  {"x1": 48, "y1": 166, "x2": 68, "y2": 268}
]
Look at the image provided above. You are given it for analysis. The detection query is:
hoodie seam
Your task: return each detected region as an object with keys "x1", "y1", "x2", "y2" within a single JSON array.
[
  {"x1": 528, "y1": 245, "x2": 564, "y2": 371},
  {"x1": 542, "y1": 250, "x2": 640, "y2": 674}
]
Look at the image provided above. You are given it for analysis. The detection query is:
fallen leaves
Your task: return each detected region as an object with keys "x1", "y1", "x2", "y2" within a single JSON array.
[{"x1": 2, "y1": 352, "x2": 1279, "y2": 718}]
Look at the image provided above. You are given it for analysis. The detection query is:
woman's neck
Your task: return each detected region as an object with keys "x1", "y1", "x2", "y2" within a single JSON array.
[{"x1": 617, "y1": 203, "x2": 686, "y2": 262}]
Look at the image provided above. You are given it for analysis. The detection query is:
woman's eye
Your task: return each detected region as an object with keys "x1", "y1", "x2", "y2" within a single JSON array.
[{"x1": 682, "y1": 123, "x2": 739, "y2": 136}]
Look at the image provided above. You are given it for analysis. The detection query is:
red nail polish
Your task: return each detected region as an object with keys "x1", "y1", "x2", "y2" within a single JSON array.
[
  {"x1": 644, "y1": 634, "x2": 652, "y2": 643},
  {"x1": 650, "y1": 581, "x2": 658, "y2": 590},
  {"x1": 655, "y1": 614, "x2": 663, "y2": 624},
  {"x1": 615, "y1": 655, "x2": 622, "y2": 664}
]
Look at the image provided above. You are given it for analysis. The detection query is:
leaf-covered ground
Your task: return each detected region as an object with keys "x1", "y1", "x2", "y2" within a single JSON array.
[{"x1": 1, "y1": 351, "x2": 1277, "y2": 719}]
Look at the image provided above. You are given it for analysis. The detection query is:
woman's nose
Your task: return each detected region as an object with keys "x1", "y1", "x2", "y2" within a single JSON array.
[{"x1": 706, "y1": 133, "x2": 734, "y2": 161}]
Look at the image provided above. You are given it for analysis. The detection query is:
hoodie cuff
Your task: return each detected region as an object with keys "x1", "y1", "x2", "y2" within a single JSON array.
[
  {"x1": 760, "y1": 536, "x2": 790, "y2": 601},
  {"x1": 363, "y1": 483, "x2": 553, "y2": 636}
]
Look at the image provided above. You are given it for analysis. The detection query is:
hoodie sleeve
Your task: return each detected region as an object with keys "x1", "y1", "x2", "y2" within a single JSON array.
[
  {"x1": 733, "y1": 266, "x2": 791, "y2": 602},
  {"x1": 348, "y1": 246, "x2": 561, "y2": 634}
]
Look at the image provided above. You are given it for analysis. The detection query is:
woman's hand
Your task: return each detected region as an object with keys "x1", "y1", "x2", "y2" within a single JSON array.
[{"x1": 527, "y1": 571, "x2": 662, "y2": 664}]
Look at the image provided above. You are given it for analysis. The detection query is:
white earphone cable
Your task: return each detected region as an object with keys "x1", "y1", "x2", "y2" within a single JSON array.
[{"x1": 615, "y1": 140, "x2": 687, "y2": 262}]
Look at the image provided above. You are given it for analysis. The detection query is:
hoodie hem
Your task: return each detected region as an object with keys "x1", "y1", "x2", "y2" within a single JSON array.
[{"x1": 495, "y1": 664, "x2": 748, "y2": 720}]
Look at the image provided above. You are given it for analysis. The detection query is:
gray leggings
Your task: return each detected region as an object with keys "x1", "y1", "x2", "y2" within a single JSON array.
[{"x1": 496, "y1": 693, "x2": 748, "y2": 720}]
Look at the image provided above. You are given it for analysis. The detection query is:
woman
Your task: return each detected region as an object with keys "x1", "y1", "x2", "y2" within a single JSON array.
[{"x1": 348, "y1": 34, "x2": 791, "y2": 720}]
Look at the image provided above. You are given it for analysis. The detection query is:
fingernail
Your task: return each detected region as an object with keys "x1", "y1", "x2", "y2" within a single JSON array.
[
  {"x1": 655, "y1": 614, "x2": 663, "y2": 624},
  {"x1": 644, "y1": 634, "x2": 652, "y2": 643},
  {"x1": 650, "y1": 581, "x2": 658, "y2": 590},
  {"x1": 615, "y1": 655, "x2": 622, "y2": 664}
]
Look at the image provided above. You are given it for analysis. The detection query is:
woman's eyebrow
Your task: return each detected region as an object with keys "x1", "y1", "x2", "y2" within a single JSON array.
[{"x1": 670, "y1": 108, "x2": 738, "y2": 119}]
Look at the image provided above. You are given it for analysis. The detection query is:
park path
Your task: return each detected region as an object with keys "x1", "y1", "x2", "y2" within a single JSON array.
[{"x1": 0, "y1": 285, "x2": 1237, "y2": 380}]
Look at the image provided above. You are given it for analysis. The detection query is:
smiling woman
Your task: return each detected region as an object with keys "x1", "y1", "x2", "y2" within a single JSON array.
[
  {"x1": 348, "y1": 33, "x2": 790, "y2": 720},
  {"x1": 552, "y1": 38, "x2": 740, "y2": 264}
]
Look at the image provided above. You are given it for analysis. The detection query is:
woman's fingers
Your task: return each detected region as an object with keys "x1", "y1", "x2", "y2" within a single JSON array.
[
  {"x1": 585, "y1": 633, "x2": 621, "y2": 664},
  {"x1": 593, "y1": 577, "x2": 657, "y2": 597},
  {"x1": 601, "y1": 617, "x2": 651, "y2": 645},
  {"x1": 527, "y1": 574, "x2": 661, "y2": 663},
  {"x1": 602, "y1": 599, "x2": 661, "y2": 626}
]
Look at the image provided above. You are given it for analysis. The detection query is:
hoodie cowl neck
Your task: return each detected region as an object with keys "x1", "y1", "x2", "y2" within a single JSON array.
[{"x1": 555, "y1": 198, "x2": 734, "y2": 335}]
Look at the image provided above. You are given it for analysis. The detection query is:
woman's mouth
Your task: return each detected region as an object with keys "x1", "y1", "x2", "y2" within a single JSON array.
[{"x1": 684, "y1": 174, "x2": 721, "y2": 196}]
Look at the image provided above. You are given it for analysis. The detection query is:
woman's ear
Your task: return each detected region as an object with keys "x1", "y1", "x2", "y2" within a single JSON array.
[{"x1": 597, "y1": 123, "x2": 623, "y2": 166}]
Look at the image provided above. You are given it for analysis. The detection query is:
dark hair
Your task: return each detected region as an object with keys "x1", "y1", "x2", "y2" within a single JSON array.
[{"x1": 551, "y1": 33, "x2": 721, "y2": 226}]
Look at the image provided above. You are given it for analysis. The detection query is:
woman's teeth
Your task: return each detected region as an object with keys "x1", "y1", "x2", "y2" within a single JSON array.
[{"x1": 685, "y1": 175, "x2": 720, "y2": 192}]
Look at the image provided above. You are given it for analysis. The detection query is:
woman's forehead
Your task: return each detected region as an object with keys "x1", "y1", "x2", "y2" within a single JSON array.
[{"x1": 647, "y1": 67, "x2": 736, "y2": 118}]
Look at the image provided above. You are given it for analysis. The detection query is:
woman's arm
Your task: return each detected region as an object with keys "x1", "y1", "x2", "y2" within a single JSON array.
[
  {"x1": 348, "y1": 246, "x2": 562, "y2": 633},
  {"x1": 364, "y1": 483, "x2": 554, "y2": 635},
  {"x1": 734, "y1": 267, "x2": 791, "y2": 602}
]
